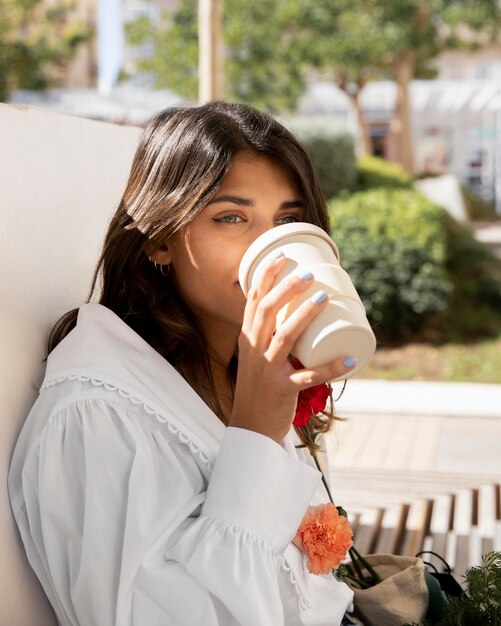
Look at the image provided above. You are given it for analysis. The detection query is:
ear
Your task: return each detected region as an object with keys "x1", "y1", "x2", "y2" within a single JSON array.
[{"x1": 146, "y1": 241, "x2": 172, "y2": 266}]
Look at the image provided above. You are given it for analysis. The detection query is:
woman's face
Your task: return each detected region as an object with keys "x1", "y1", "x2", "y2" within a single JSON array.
[{"x1": 161, "y1": 152, "x2": 305, "y2": 335}]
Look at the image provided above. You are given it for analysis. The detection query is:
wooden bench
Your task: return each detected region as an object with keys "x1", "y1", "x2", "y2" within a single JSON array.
[
  {"x1": 317, "y1": 446, "x2": 500, "y2": 583},
  {"x1": 345, "y1": 482, "x2": 501, "y2": 581}
]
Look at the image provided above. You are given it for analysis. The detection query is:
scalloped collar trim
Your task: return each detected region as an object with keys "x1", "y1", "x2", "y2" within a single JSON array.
[{"x1": 42, "y1": 304, "x2": 226, "y2": 461}]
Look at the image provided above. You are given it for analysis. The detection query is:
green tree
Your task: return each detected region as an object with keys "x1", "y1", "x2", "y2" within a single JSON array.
[
  {"x1": 387, "y1": 0, "x2": 501, "y2": 174},
  {"x1": 223, "y1": 0, "x2": 306, "y2": 112},
  {"x1": 125, "y1": 0, "x2": 198, "y2": 101},
  {"x1": 296, "y1": 0, "x2": 501, "y2": 171},
  {"x1": 125, "y1": 0, "x2": 306, "y2": 113},
  {"x1": 292, "y1": 2, "x2": 389, "y2": 156},
  {"x1": 0, "y1": 0, "x2": 92, "y2": 102},
  {"x1": 126, "y1": 0, "x2": 501, "y2": 170}
]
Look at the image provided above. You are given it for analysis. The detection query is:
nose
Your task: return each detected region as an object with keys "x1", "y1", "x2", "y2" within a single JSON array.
[
  {"x1": 237, "y1": 221, "x2": 277, "y2": 281},
  {"x1": 252, "y1": 219, "x2": 276, "y2": 241}
]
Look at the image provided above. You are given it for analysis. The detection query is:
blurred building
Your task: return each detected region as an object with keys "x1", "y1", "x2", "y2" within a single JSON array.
[
  {"x1": 299, "y1": 79, "x2": 501, "y2": 212},
  {"x1": 121, "y1": 0, "x2": 179, "y2": 88},
  {"x1": 8, "y1": 86, "x2": 183, "y2": 126},
  {"x1": 96, "y1": 0, "x2": 179, "y2": 92},
  {"x1": 41, "y1": 0, "x2": 177, "y2": 91},
  {"x1": 67, "y1": 0, "x2": 98, "y2": 87},
  {"x1": 434, "y1": 43, "x2": 501, "y2": 80},
  {"x1": 42, "y1": 0, "x2": 98, "y2": 88}
]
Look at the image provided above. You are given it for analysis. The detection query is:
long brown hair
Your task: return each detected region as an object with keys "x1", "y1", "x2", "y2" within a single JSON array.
[{"x1": 48, "y1": 100, "x2": 336, "y2": 451}]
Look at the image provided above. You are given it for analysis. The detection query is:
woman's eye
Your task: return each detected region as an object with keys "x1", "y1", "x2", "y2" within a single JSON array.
[
  {"x1": 277, "y1": 215, "x2": 301, "y2": 225},
  {"x1": 213, "y1": 214, "x2": 244, "y2": 224}
]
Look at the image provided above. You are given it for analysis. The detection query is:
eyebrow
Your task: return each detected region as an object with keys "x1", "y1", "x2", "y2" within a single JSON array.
[{"x1": 207, "y1": 194, "x2": 305, "y2": 209}]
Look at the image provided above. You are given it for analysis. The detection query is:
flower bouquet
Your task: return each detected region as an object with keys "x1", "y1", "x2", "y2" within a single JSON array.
[
  {"x1": 292, "y1": 371, "x2": 430, "y2": 626},
  {"x1": 291, "y1": 366, "x2": 498, "y2": 626},
  {"x1": 296, "y1": 451, "x2": 429, "y2": 626}
]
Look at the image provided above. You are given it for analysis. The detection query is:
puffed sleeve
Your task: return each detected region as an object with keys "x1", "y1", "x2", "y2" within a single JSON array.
[{"x1": 19, "y1": 398, "x2": 321, "y2": 626}]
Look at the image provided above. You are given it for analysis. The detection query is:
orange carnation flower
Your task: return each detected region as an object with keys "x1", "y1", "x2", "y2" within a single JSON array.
[{"x1": 293, "y1": 503, "x2": 353, "y2": 575}]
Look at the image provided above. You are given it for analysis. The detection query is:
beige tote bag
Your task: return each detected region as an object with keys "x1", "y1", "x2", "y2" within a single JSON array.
[{"x1": 348, "y1": 554, "x2": 429, "y2": 626}]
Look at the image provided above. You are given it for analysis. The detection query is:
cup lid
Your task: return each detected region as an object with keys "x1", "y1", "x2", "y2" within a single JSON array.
[{"x1": 238, "y1": 223, "x2": 340, "y2": 295}]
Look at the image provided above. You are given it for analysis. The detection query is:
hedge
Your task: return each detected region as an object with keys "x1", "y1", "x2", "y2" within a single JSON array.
[
  {"x1": 283, "y1": 118, "x2": 357, "y2": 198},
  {"x1": 301, "y1": 133, "x2": 357, "y2": 199},
  {"x1": 461, "y1": 185, "x2": 498, "y2": 221},
  {"x1": 443, "y1": 218, "x2": 501, "y2": 340},
  {"x1": 356, "y1": 156, "x2": 413, "y2": 191},
  {"x1": 329, "y1": 188, "x2": 501, "y2": 342}
]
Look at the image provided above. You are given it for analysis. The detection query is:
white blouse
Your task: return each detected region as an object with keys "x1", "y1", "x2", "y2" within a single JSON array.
[{"x1": 8, "y1": 303, "x2": 353, "y2": 626}]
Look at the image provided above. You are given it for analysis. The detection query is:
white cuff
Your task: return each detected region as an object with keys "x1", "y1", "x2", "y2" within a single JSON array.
[{"x1": 202, "y1": 427, "x2": 321, "y2": 551}]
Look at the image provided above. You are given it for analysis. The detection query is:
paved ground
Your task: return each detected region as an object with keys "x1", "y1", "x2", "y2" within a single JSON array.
[
  {"x1": 472, "y1": 219, "x2": 501, "y2": 258},
  {"x1": 323, "y1": 379, "x2": 501, "y2": 519}
]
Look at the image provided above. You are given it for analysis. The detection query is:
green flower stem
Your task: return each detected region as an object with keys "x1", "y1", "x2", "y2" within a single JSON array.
[
  {"x1": 337, "y1": 572, "x2": 369, "y2": 589},
  {"x1": 350, "y1": 546, "x2": 382, "y2": 585},
  {"x1": 349, "y1": 547, "x2": 367, "y2": 581},
  {"x1": 310, "y1": 451, "x2": 382, "y2": 587},
  {"x1": 311, "y1": 452, "x2": 335, "y2": 504}
]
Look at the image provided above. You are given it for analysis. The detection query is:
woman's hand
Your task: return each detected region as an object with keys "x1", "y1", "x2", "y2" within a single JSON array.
[{"x1": 229, "y1": 252, "x2": 355, "y2": 444}]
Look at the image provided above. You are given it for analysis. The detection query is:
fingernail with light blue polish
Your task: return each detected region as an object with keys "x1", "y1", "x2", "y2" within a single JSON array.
[
  {"x1": 311, "y1": 290, "x2": 327, "y2": 304},
  {"x1": 270, "y1": 249, "x2": 284, "y2": 260},
  {"x1": 300, "y1": 270, "x2": 314, "y2": 282},
  {"x1": 343, "y1": 356, "x2": 357, "y2": 369}
]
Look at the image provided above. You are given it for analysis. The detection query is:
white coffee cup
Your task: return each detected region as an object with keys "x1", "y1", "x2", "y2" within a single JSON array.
[{"x1": 238, "y1": 223, "x2": 376, "y2": 381}]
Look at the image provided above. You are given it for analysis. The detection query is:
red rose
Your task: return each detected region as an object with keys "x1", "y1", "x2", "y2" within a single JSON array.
[{"x1": 290, "y1": 358, "x2": 330, "y2": 428}]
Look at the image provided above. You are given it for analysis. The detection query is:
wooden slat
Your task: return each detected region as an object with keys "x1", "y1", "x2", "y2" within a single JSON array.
[
  {"x1": 353, "y1": 508, "x2": 384, "y2": 555},
  {"x1": 449, "y1": 489, "x2": 474, "y2": 576},
  {"x1": 453, "y1": 489, "x2": 473, "y2": 535},
  {"x1": 493, "y1": 483, "x2": 501, "y2": 552},
  {"x1": 429, "y1": 533, "x2": 448, "y2": 562},
  {"x1": 495, "y1": 483, "x2": 501, "y2": 521},
  {"x1": 327, "y1": 464, "x2": 501, "y2": 494},
  {"x1": 468, "y1": 527, "x2": 483, "y2": 569},
  {"x1": 445, "y1": 532, "x2": 458, "y2": 571},
  {"x1": 454, "y1": 535, "x2": 470, "y2": 579},
  {"x1": 374, "y1": 504, "x2": 409, "y2": 554},
  {"x1": 477, "y1": 484, "x2": 497, "y2": 537},
  {"x1": 495, "y1": 522, "x2": 501, "y2": 551},
  {"x1": 429, "y1": 494, "x2": 454, "y2": 534},
  {"x1": 348, "y1": 511, "x2": 361, "y2": 538},
  {"x1": 482, "y1": 537, "x2": 494, "y2": 555},
  {"x1": 400, "y1": 499, "x2": 433, "y2": 556},
  {"x1": 332, "y1": 476, "x2": 501, "y2": 577}
]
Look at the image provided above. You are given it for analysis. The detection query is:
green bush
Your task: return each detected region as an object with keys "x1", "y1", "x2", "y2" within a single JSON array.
[
  {"x1": 356, "y1": 156, "x2": 413, "y2": 191},
  {"x1": 283, "y1": 119, "x2": 357, "y2": 198},
  {"x1": 329, "y1": 188, "x2": 451, "y2": 340},
  {"x1": 329, "y1": 188, "x2": 501, "y2": 342},
  {"x1": 442, "y1": 218, "x2": 501, "y2": 340},
  {"x1": 302, "y1": 134, "x2": 357, "y2": 199},
  {"x1": 461, "y1": 185, "x2": 498, "y2": 221}
]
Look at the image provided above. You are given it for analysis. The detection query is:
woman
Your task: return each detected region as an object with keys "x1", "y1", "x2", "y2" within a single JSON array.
[{"x1": 8, "y1": 101, "x2": 356, "y2": 625}]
